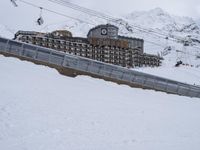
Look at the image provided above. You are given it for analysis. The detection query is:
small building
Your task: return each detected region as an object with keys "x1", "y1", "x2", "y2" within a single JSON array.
[{"x1": 14, "y1": 24, "x2": 162, "y2": 68}]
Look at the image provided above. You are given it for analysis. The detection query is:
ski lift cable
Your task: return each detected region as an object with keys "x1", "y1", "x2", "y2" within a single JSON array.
[
  {"x1": 13, "y1": 1, "x2": 200, "y2": 72},
  {"x1": 176, "y1": 49, "x2": 198, "y2": 57},
  {"x1": 10, "y1": 0, "x2": 200, "y2": 69},
  {"x1": 49, "y1": 0, "x2": 200, "y2": 54},
  {"x1": 17, "y1": 0, "x2": 169, "y2": 49},
  {"x1": 144, "y1": 40, "x2": 165, "y2": 48},
  {"x1": 49, "y1": 0, "x2": 178, "y2": 41},
  {"x1": 17, "y1": 0, "x2": 200, "y2": 55},
  {"x1": 49, "y1": 0, "x2": 113, "y2": 23},
  {"x1": 17, "y1": 0, "x2": 96, "y2": 26},
  {"x1": 17, "y1": 0, "x2": 183, "y2": 50},
  {"x1": 13, "y1": 0, "x2": 167, "y2": 49},
  {"x1": 51, "y1": 0, "x2": 200, "y2": 57},
  {"x1": 48, "y1": 0, "x2": 115, "y2": 21},
  {"x1": 39, "y1": 7, "x2": 43, "y2": 17},
  {"x1": 49, "y1": 0, "x2": 169, "y2": 37},
  {"x1": 49, "y1": 0, "x2": 200, "y2": 47},
  {"x1": 48, "y1": 0, "x2": 173, "y2": 48}
]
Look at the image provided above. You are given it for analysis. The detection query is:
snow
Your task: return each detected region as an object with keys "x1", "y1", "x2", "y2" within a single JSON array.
[
  {"x1": 0, "y1": 54, "x2": 200, "y2": 150},
  {"x1": 135, "y1": 65, "x2": 200, "y2": 85},
  {"x1": 1, "y1": 3, "x2": 200, "y2": 150},
  {"x1": 0, "y1": 25, "x2": 15, "y2": 38}
]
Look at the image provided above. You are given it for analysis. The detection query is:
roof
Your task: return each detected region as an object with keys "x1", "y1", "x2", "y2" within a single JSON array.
[
  {"x1": 15, "y1": 30, "x2": 44, "y2": 36},
  {"x1": 118, "y1": 35, "x2": 144, "y2": 42},
  {"x1": 89, "y1": 24, "x2": 119, "y2": 31},
  {"x1": 87, "y1": 24, "x2": 119, "y2": 37}
]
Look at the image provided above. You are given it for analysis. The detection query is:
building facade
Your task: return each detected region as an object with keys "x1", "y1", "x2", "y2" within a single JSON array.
[{"x1": 14, "y1": 24, "x2": 162, "y2": 68}]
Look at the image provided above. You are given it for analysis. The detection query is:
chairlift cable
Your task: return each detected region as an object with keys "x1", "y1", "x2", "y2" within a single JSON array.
[
  {"x1": 48, "y1": 0, "x2": 200, "y2": 51},
  {"x1": 15, "y1": 0, "x2": 200, "y2": 58},
  {"x1": 17, "y1": 0, "x2": 96, "y2": 26},
  {"x1": 48, "y1": 0, "x2": 177, "y2": 40}
]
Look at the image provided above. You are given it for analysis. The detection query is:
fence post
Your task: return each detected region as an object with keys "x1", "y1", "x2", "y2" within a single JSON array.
[
  {"x1": 34, "y1": 47, "x2": 39, "y2": 60},
  {"x1": 165, "y1": 80, "x2": 169, "y2": 93},
  {"x1": 19, "y1": 43, "x2": 25, "y2": 56},
  {"x1": 152, "y1": 78, "x2": 157, "y2": 89},
  {"x1": 5, "y1": 39, "x2": 10, "y2": 52},
  {"x1": 62, "y1": 55, "x2": 66, "y2": 67},
  {"x1": 120, "y1": 71, "x2": 125, "y2": 80},
  {"x1": 48, "y1": 49, "x2": 52, "y2": 63},
  {"x1": 85, "y1": 60, "x2": 90, "y2": 72},
  {"x1": 142, "y1": 77, "x2": 148, "y2": 87},
  {"x1": 130, "y1": 74, "x2": 135, "y2": 83},
  {"x1": 197, "y1": 92, "x2": 200, "y2": 98},
  {"x1": 185, "y1": 86, "x2": 192, "y2": 97},
  {"x1": 108, "y1": 68, "x2": 113, "y2": 78}
]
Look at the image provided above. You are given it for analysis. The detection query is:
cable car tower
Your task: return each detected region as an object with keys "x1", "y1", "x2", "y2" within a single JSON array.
[{"x1": 175, "y1": 36, "x2": 192, "y2": 67}]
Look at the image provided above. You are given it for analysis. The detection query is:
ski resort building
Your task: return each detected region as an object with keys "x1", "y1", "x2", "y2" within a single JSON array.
[{"x1": 14, "y1": 24, "x2": 162, "y2": 68}]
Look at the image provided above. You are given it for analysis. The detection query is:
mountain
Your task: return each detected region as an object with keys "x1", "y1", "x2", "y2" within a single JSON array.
[
  {"x1": 124, "y1": 8, "x2": 200, "y2": 45},
  {"x1": 1, "y1": 5, "x2": 200, "y2": 150},
  {"x1": 125, "y1": 8, "x2": 199, "y2": 33}
]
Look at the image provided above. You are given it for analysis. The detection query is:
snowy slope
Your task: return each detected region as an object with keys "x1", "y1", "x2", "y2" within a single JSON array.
[
  {"x1": 1, "y1": 3, "x2": 200, "y2": 150},
  {"x1": 1, "y1": 55, "x2": 200, "y2": 150},
  {"x1": 0, "y1": 25, "x2": 15, "y2": 38},
  {"x1": 1, "y1": 6, "x2": 200, "y2": 84},
  {"x1": 124, "y1": 8, "x2": 198, "y2": 32}
]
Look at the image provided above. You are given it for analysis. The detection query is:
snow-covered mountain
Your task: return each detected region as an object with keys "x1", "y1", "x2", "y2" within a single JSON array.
[
  {"x1": 123, "y1": 8, "x2": 200, "y2": 48},
  {"x1": 1, "y1": 5, "x2": 200, "y2": 150},
  {"x1": 125, "y1": 8, "x2": 199, "y2": 33}
]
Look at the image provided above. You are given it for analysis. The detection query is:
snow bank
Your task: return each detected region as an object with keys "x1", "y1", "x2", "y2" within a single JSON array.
[{"x1": 0, "y1": 55, "x2": 200, "y2": 150}]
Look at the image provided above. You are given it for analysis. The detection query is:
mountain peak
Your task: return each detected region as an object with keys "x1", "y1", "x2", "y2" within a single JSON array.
[{"x1": 149, "y1": 7, "x2": 168, "y2": 16}]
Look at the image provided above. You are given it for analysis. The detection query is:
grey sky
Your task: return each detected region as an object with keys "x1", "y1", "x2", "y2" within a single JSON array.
[
  {"x1": 0, "y1": 0, "x2": 200, "y2": 35},
  {"x1": 71, "y1": 0, "x2": 200, "y2": 18}
]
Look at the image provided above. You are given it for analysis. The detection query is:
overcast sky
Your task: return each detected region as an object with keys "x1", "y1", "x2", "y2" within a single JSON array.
[
  {"x1": 0, "y1": 0, "x2": 200, "y2": 36},
  {"x1": 72, "y1": 0, "x2": 200, "y2": 18}
]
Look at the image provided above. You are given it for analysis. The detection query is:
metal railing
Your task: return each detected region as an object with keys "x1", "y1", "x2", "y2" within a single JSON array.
[{"x1": 0, "y1": 37, "x2": 199, "y2": 98}]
